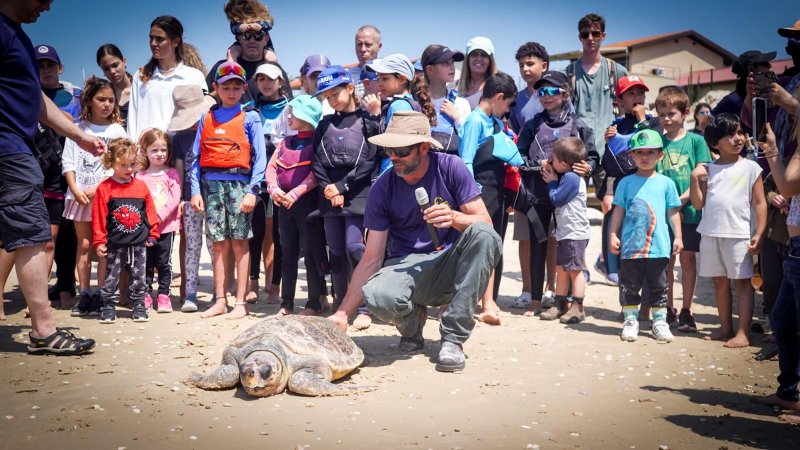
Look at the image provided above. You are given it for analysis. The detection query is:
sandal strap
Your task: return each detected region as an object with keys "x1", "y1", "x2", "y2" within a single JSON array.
[{"x1": 234, "y1": 302, "x2": 247, "y2": 306}]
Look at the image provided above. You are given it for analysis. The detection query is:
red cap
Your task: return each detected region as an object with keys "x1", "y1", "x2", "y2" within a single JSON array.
[{"x1": 616, "y1": 75, "x2": 649, "y2": 97}]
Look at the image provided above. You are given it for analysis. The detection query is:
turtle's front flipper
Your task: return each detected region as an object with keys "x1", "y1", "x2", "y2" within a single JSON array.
[
  {"x1": 288, "y1": 367, "x2": 377, "y2": 396},
  {"x1": 189, "y1": 347, "x2": 240, "y2": 390}
]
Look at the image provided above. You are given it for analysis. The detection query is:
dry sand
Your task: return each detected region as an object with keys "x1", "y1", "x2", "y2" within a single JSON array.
[{"x1": 0, "y1": 220, "x2": 797, "y2": 449}]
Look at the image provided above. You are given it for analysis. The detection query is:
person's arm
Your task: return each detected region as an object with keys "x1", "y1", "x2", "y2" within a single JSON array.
[
  {"x1": 311, "y1": 126, "x2": 334, "y2": 189},
  {"x1": 516, "y1": 118, "x2": 537, "y2": 166},
  {"x1": 574, "y1": 122, "x2": 598, "y2": 176},
  {"x1": 668, "y1": 206, "x2": 683, "y2": 255},
  {"x1": 422, "y1": 194, "x2": 492, "y2": 235},
  {"x1": 690, "y1": 164, "x2": 708, "y2": 210},
  {"x1": 91, "y1": 183, "x2": 109, "y2": 248},
  {"x1": 127, "y1": 74, "x2": 140, "y2": 140},
  {"x1": 333, "y1": 123, "x2": 378, "y2": 195},
  {"x1": 329, "y1": 229, "x2": 389, "y2": 330},
  {"x1": 763, "y1": 123, "x2": 800, "y2": 197},
  {"x1": 546, "y1": 172, "x2": 580, "y2": 207},
  {"x1": 144, "y1": 186, "x2": 160, "y2": 241},
  {"x1": 40, "y1": 93, "x2": 106, "y2": 156},
  {"x1": 161, "y1": 170, "x2": 182, "y2": 223},
  {"x1": 189, "y1": 117, "x2": 205, "y2": 211},
  {"x1": 264, "y1": 147, "x2": 282, "y2": 195},
  {"x1": 246, "y1": 113, "x2": 266, "y2": 191},
  {"x1": 457, "y1": 115, "x2": 481, "y2": 176},
  {"x1": 750, "y1": 175, "x2": 767, "y2": 255},
  {"x1": 287, "y1": 169, "x2": 318, "y2": 203},
  {"x1": 608, "y1": 205, "x2": 625, "y2": 255}
]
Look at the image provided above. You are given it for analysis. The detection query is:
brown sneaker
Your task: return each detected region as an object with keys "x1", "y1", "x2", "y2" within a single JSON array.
[
  {"x1": 540, "y1": 297, "x2": 569, "y2": 321},
  {"x1": 559, "y1": 304, "x2": 586, "y2": 324}
]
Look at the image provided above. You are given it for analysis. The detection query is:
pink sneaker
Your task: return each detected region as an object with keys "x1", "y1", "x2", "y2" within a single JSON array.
[
  {"x1": 157, "y1": 294, "x2": 173, "y2": 313},
  {"x1": 144, "y1": 294, "x2": 153, "y2": 312}
]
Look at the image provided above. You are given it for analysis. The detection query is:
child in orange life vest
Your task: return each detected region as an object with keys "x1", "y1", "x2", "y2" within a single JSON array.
[
  {"x1": 92, "y1": 139, "x2": 159, "y2": 324},
  {"x1": 265, "y1": 95, "x2": 328, "y2": 316},
  {"x1": 188, "y1": 62, "x2": 266, "y2": 320}
]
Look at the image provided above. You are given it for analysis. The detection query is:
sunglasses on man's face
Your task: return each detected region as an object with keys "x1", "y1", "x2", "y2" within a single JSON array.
[
  {"x1": 385, "y1": 145, "x2": 418, "y2": 158},
  {"x1": 537, "y1": 86, "x2": 565, "y2": 97},
  {"x1": 579, "y1": 30, "x2": 603, "y2": 40},
  {"x1": 239, "y1": 32, "x2": 265, "y2": 41}
]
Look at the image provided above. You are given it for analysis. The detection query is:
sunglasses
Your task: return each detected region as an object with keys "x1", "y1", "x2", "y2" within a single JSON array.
[
  {"x1": 216, "y1": 64, "x2": 246, "y2": 80},
  {"x1": 697, "y1": 111, "x2": 711, "y2": 116},
  {"x1": 385, "y1": 145, "x2": 418, "y2": 158},
  {"x1": 537, "y1": 86, "x2": 565, "y2": 97},
  {"x1": 239, "y1": 32, "x2": 265, "y2": 41},
  {"x1": 579, "y1": 30, "x2": 603, "y2": 39}
]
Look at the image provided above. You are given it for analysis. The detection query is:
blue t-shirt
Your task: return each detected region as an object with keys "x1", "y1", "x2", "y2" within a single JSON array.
[
  {"x1": 509, "y1": 89, "x2": 543, "y2": 134},
  {"x1": 0, "y1": 12, "x2": 40, "y2": 157},
  {"x1": 378, "y1": 95, "x2": 415, "y2": 174},
  {"x1": 613, "y1": 173, "x2": 680, "y2": 259},
  {"x1": 458, "y1": 108, "x2": 502, "y2": 176},
  {"x1": 365, "y1": 152, "x2": 481, "y2": 259}
]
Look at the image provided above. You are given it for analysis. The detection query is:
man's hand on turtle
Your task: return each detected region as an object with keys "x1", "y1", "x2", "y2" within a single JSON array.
[{"x1": 328, "y1": 311, "x2": 349, "y2": 332}]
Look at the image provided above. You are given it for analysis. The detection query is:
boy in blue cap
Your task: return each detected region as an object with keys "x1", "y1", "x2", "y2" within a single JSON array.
[{"x1": 189, "y1": 61, "x2": 267, "y2": 320}]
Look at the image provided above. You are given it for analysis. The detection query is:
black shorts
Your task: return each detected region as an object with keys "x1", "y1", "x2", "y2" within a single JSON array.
[
  {"x1": 556, "y1": 239, "x2": 588, "y2": 272},
  {"x1": 44, "y1": 196, "x2": 65, "y2": 225},
  {"x1": 0, "y1": 153, "x2": 52, "y2": 251},
  {"x1": 669, "y1": 223, "x2": 702, "y2": 253}
]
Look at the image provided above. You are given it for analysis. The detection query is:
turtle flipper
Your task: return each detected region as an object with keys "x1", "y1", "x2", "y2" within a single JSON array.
[
  {"x1": 288, "y1": 369, "x2": 377, "y2": 396},
  {"x1": 189, "y1": 347, "x2": 240, "y2": 390}
]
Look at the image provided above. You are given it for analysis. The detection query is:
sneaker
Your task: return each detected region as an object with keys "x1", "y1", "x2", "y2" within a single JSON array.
[
  {"x1": 677, "y1": 309, "x2": 697, "y2": 332},
  {"x1": 181, "y1": 294, "x2": 198, "y2": 313},
  {"x1": 559, "y1": 304, "x2": 586, "y2": 324},
  {"x1": 606, "y1": 273, "x2": 619, "y2": 285},
  {"x1": 156, "y1": 294, "x2": 173, "y2": 313},
  {"x1": 132, "y1": 302, "x2": 149, "y2": 322},
  {"x1": 594, "y1": 256, "x2": 609, "y2": 277},
  {"x1": 71, "y1": 292, "x2": 92, "y2": 317},
  {"x1": 99, "y1": 304, "x2": 116, "y2": 324},
  {"x1": 541, "y1": 290, "x2": 555, "y2": 309},
  {"x1": 398, "y1": 306, "x2": 426, "y2": 353},
  {"x1": 436, "y1": 340, "x2": 466, "y2": 372},
  {"x1": 144, "y1": 294, "x2": 153, "y2": 312},
  {"x1": 540, "y1": 298, "x2": 568, "y2": 321},
  {"x1": 652, "y1": 321, "x2": 674, "y2": 343},
  {"x1": 666, "y1": 307, "x2": 678, "y2": 328},
  {"x1": 27, "y1": 328, "x2": 95, "y2": 356},
  {"x1": 511, "y1": 292, "x2": 532, "y2": 309},
  {"x1": 87, "y1": 291, "x2": 102, "y2": 316},
  {"x1": 621, "y1": 318, "x2": 639, "y2": 341}
]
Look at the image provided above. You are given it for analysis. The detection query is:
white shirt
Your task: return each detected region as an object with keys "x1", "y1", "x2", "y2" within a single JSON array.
[
  {"x1": 61, "y1": 121, "x2": 127, "y2": 201},
  {"x1": 432, "y1": 95, "x2": 472, "y2": 130},
  {"x1": 696, "y1": 158, "x2": 762, "y2": 238},
  {"x1": 127, "y1": 62, "x2": 208, "y2": 140}
]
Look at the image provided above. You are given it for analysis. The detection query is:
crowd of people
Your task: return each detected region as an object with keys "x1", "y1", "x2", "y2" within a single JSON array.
[{"x1": 1, "y1": 0, "x2": 799, "y2": 424}]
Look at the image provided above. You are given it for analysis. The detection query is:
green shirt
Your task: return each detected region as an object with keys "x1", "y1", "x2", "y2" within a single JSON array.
[{"x1": 657, "y1": 132, "x2": 712, "y2": 224}]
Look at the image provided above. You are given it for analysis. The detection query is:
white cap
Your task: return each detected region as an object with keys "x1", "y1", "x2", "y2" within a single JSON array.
[
  {"x1": 253, "y1": 63, "x2": 283, "y2": 81},
  {"x1": 466, "y1": 36, "x2": 495, "y2": 56}
]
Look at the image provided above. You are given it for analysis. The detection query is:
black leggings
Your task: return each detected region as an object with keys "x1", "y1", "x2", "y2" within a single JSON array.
[
  {"x1": 527, "y1": 205, "x2": 553, "y2": 301},
  {"x1": 54, "y1": 217, "x2": 77, "y2": 292},
  {"x1": 145, "y1": 231, "x2": 174, "y2": 295},
  {"x1": 277, "y1": 194, "x2": 327, "y2": 309},
  {"x1": 249, "y1": 192, "x2": 282, "y2": 285}
]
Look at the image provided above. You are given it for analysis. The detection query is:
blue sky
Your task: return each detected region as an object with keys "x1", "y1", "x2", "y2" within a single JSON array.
[{"x1": 25, "y1": 0, "x2": 796, "y2": 87}]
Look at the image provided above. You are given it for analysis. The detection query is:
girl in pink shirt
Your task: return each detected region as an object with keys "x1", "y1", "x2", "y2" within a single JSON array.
[{"x1": 137, "y1": 129, "x2": 182, "y2": 313}]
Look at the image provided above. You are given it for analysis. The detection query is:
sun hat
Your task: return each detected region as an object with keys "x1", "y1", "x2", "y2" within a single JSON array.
[
  {"x1": 629, "y1": 129, "x2": 664, "y2": 151},
  {"x1": 367, "y1": 111, "x2": 443, "y2": 149},
  {"x1": 778, "y1": 19, "x2": 800, "y2": 38},
  {"x1": 287, "y1": 95, "x2": 322, "y2": 129},
  {"x1": 168, "y1": 84, "x2": 217, "y2": 132},
  {"x1": 315, "y1": 65, "x2": 352, "y2": 96},
  {"x1": 365, "y1": 53, "x2": 414, "y2": 81},
  {"x1": 465, "y1": 36, "x2": 494, "y2": 56}
]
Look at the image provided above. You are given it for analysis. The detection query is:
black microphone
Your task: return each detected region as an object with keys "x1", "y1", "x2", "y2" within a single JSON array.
[{"x1": 414, "y1": 187, "x2": 442, "y2": 251}]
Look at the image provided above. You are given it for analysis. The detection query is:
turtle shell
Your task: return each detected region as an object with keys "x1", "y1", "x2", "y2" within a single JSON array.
[{"x1": 230, "y1": 316, "x2": 364, "y2": 379}]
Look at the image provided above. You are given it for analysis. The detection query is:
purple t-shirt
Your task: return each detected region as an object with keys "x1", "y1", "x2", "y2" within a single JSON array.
[{"x1": 365, "y1": 152, "x2": 481, "y2": 259}]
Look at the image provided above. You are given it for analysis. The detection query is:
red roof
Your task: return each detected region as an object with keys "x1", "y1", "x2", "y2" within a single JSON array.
[{"x1": 676, "y1": 58, "x2": 794, "y2": 86}]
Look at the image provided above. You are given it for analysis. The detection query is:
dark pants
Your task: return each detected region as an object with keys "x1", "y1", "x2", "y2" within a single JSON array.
[
  {"x1": 249, "y1": 192, "x2": 282, "y2": 285},
  {"x1": 770, "y1": 236, "x2": 800, "y2": 402},
  {"x1": 146, "y1": 231, "x2": 173, "y2": 296},
  {"x1": 277, "y1": 193, "x2": 326, "y2": 308},
  {"x1": 103, "y1": 244, "x2": 146, "y2": 305},
  {"x1": 54, "y1": 217, "x2": 77, "y2": 293},
  {"x1": 324, "y1": 215, "x2": 365, "y2": 304},
  {"x1": 527, "y1": 205, "x2": 554, "y2": 301},
  {"x1": 0, "y1": 153, "x2": 51, "y2": 251},
  {"x1": 618, "y1": 258, "x2": 669, "y2": 307},
  {"x1": 762, "y1": 237, "x2": 787, "y2": 316}
]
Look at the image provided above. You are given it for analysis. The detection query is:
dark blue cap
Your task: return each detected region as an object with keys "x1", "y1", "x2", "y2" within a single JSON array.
[{"x1": 315, "y1": 65, "x2": 352, "y2": 96}]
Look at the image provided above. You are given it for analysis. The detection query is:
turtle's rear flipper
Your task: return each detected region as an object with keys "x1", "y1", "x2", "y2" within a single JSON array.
[
  {"x1": 289, "y1": 370, "x2": 376, "y2": 396},
  {"x1": 189, "y1": 364, "x2": 240, "y2": 390}
]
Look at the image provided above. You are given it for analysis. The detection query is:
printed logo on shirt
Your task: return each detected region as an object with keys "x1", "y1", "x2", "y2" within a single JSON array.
[
  {"x1": 112, "y1": 205, "x2": 144, "y2": 234},
  {"x1": 433, "y1": 197, "x2": 450, "y2": 208},
  {"x1": 215, "y1": 128, "x2": 226, "y2": 135}
]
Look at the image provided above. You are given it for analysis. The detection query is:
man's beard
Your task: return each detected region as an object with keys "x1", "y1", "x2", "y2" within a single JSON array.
[{"x1": 393, "y1": 154, "x2": 421, "y2": 176}]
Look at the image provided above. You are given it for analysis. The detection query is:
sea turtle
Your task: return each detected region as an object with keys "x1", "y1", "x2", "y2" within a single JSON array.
[{"x1": 189, "y1": 316, "x2": 374, "y2": 397}]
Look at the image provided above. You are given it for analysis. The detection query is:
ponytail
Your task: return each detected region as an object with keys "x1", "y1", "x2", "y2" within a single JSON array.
[{"x1": 411, "y1": 75, "x2": 437, "y2": 127}]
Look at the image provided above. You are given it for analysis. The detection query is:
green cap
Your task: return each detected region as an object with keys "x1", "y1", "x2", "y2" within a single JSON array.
[
  {"x1": 287, "y1": 95, "x2": 322, "y2": 129},
  {"x1": 629, "y1": 129, "x2": 664, "y2": 151}
]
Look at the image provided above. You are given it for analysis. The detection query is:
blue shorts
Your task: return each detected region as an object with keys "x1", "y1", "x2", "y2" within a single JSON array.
[{"x1": 0, "y1": 153, "x2": 52, "y2": 251}]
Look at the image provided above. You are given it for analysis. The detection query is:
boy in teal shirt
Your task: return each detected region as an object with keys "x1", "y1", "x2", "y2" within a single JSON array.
[
  {"x1": 610, "y1": 129, "x2": 683, "y2": 343},
  {"x1": 655, "y1": 87, "x2": 712, "y2": 332}
]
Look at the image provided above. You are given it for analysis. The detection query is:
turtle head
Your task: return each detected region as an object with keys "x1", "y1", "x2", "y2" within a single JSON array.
[{"x1": 239, "y1": 351, "x2": 285, "y2": 397}]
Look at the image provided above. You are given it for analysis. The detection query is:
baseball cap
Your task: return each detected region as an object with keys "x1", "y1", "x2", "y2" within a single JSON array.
[
  {"x1": 732, "y1": 50, "x2": 777, "y2": 76},
  {"x1": 466, "y1": 36, "x2": 495, "y2": 56},
  {"x1": 629, "y1": 129, "x2": 664, "y2": 151},
  {"x1": 253, "y1": 63, "x2": 283, "y2": 81},
  {"x1": 533, "y1": 71, "x2": 569, "y2": 89},
  {"x1": 288, "y1": 95, "x2": 323, "y2": 129},
  {"x1": 413, "y1": 60, "x2": 423, "y2": 73},
  {"x1": 616, "y1": 75, "x2": 649, "y2": 97},
  {"x1": 359, "y1": 63, "x2": 378, "y2": 81},
  {"x1": 315, "y1": 65, "x2": 352, "y2": 96},
  {"x1": 365, "y1": 53, "x2": 415, "y2": 81},
  {"x1": 300, "y1": 54, "x2": 331, "y2": 77},
  {"x1": 367, "y1": 111, "x2": 443, "y2": 149},
  {"x1": 215, "y1": 61, "x2": 247, "y2": 84},
  {"x1": 778, "y1": 19, "x2": 800, "y2": 38},
  {"x1": 35, "y1": 45, "x2": 61, "y2": 65},
  {"x1": 421, "y1": 45, "x2": 465, "y2": 69}
]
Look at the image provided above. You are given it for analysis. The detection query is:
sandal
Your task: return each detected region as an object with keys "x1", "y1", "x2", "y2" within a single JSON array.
[
  {"x1": 511, "y1": 292, "x2": 532, "y2": 309},
  {"x1": 27, "y1": 328, "x2": 96, "y2": 356}
]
